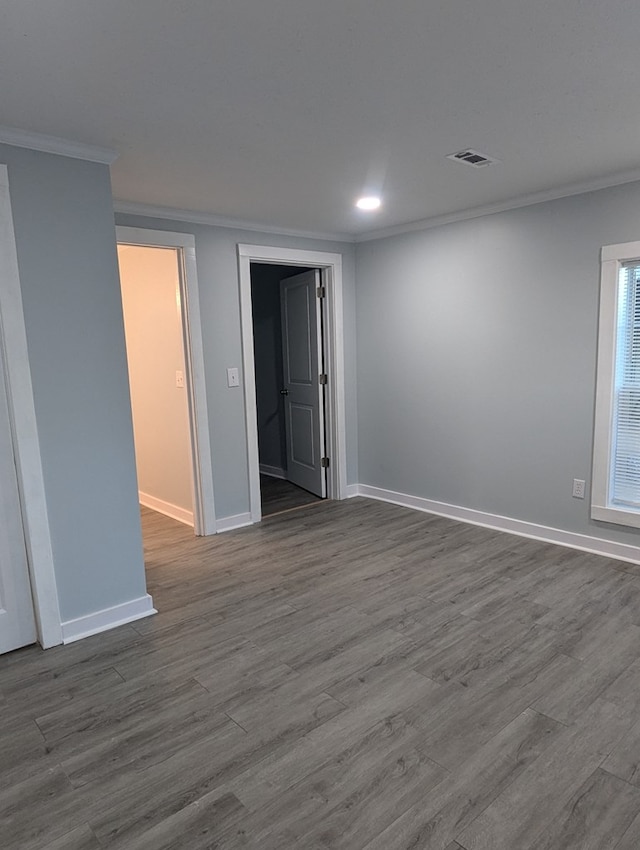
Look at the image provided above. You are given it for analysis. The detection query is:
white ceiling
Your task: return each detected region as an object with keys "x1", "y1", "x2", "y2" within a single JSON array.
[{"x1": 2, "y1": 0, "x2": 640, "y2": 239}]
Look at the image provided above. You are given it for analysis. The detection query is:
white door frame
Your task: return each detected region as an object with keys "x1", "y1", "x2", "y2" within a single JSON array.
[
  {"x1": 238, "y1": 244, "x2": 347, "y2": 522},
  {"x1": 0, "y1": 165, "x2": 62, "y2": 648},
  {"x1": 116, "y1": 227, "x2": 216, "y2": 535}
]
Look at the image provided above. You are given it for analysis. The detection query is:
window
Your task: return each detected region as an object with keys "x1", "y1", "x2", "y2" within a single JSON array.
[{"x1": 592, "y1": 241, "x2": 640, "y2": 527}]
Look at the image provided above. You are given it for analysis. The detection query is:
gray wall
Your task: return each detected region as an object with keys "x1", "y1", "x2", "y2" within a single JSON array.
[
  {"x1": 2, "y1": 144, "x2": 147, "y2": 622},
  {"x1": 355, "y1": 180, "x2": 640, "y2": 547},
  {"x1": 114, "y1": 213, "x2": 358, "y2": 518},
  {"x1": 7, "y1": 139, "x2": 640, "y2": 633},
  {"x1": 251, "y1": 264, "x2": 307, "y2": 473}
]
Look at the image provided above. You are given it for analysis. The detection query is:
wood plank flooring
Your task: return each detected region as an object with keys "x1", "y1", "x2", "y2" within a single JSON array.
[
  {"x1": 3, "y1": 497, "x2": 640, "y2": 848},
  {"x1": 260, "y1": 473, "x2": 322, "y2": 517}
]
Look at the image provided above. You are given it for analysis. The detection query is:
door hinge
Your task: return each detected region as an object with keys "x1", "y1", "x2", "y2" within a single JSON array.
[
  {"x1": 319, "y1": 373, "x2": 328, "y2": 385},
  {"x1": 321, "y1": 457, "x2": 330, "y2": 469},
  {"x1": 316, "y1": 285, "x2": 325, "y2": 298}
]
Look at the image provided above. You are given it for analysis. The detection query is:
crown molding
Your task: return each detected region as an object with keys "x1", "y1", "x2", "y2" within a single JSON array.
[
  {"x1": 113, "y1": 200, "x2": 355, "y2": 244},
  {"x1": 356, "y1": 167, "x2": 640, "y2": 242},
  {"x1": 115, "y1": 164, "x2": 640, "y2": 247},
  {"x1": 0, "y1": 125, "x2": 117, "y2": 165}
]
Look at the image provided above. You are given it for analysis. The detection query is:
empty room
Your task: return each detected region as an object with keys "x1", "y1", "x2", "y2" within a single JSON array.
[{"x1": 3, "y1": 2, "x2": 640, "y2": 848}]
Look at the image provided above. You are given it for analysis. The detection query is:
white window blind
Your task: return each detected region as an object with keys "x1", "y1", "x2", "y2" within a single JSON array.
[{"x1": 611, "y1": 261, "x2": 640, "y2": 507}]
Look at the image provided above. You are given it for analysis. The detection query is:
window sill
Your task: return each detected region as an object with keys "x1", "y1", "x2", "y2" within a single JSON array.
[{"x1": 591, "y1": 503, "x2": 640, "y2": 529}]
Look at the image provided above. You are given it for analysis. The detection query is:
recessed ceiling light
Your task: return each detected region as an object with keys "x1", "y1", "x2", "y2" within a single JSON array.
[{"x1": 356, "y1": 196, "x2": 381, "y2": 211}]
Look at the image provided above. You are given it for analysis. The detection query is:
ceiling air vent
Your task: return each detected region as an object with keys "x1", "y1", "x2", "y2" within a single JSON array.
[{"x1": 446, "y1": 149, "x2": 497, "y2": 168}]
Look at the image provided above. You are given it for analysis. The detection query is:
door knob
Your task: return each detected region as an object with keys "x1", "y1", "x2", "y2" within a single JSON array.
[{"x1": 280, "y1": 388, "x2": 289, "y2": 395}]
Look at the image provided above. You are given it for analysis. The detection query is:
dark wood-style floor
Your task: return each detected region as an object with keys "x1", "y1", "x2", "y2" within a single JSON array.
[
  {"x1": 4, "y1": 498, "x2": 640, "y2": 848},
  {"x1": 260, "y1": 473, "x2": 322, "y2": 517}
]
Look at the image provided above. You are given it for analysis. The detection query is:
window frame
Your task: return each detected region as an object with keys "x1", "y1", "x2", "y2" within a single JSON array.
[{"x1": 592, "y1": 240, "x2": 640, "y2": 528}]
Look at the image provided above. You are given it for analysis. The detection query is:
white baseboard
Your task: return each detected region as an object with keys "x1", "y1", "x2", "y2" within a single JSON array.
[
  {"x1": 357, "y1": 484, "x2": 640, "y2": 566},
  {"x1": 259, "y1": 464, "x2": 286, "y2": 480},
  {"x1": 344, "y1": 484, "x2": 360, "y2": 498},
  {"x1": 139, "y1": 491, "x2": 194, "y2": 526},
  {"x1": 61, "y1": 594, "x2": 156, "y2": 644},
  {"x1": 216, "y1": 512, "x2": 253, "y2": 533}
]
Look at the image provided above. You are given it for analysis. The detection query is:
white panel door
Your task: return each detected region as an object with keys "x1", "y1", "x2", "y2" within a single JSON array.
[
  {"x1": 0, "y1": 344, "x2": 36, "y2": 654},
  {"x1": 280, "y1": 269, "x2": 326, "y2": 498}
]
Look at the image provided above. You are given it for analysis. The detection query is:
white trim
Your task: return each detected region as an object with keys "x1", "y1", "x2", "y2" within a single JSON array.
[
  {"x1": 114, "y1": 200, "x2": 353, "y2": 244},
  {"x1": 601, "y1": 241, "x2": 640, "y2": 263},
  {"x1": 61, "y1": 594, "x2": 156, "y2": 644},
  {"x1": 591, "y1": 253, "x2": 620, "y2": 524},
  {"x1": 118, "y1": 171, "x2": 640, "y2": 247},
  {"x1": 259, "y1": 464, "x2": 286, "y2": 480},
  {"x1": 592, "y1": 504, "x2": 640, "y2": 529},
  {"x1": 0, "y1": 166, "x2": 62, "y2": 648},
  {"x1": 116, "y1": 227, "x2": 217, "y2": 536},
  {"x1": 215, "y1": 512, "x2": 253, "y2": 533},
  {"x1": 0, "y1": 125, "x2": 117, "y2": 164},
  {"x1": 591, "y1": 241, "x2": 640, "y2": 529},
  {"x1": 357, "y1": 171, "x2": 640, "y2": 243},
  {"x1": 357, "y1": 484, "x2": 640, "y2": 566},
  {"x1": 117, "y1": 227, "x2": 196, "y2": 250},
  {"x1": 110, "y1": 167, "x2": 640, "y2": 247},
  {"x1": 344, "y1": 484, "x2": 360, "y2": 498},
  {"x1": 238, "y1": 244, "x2": 348, "y2": 523},
  {"x1": 138, "y1": 491, "x2": 194, "y2": 527}
]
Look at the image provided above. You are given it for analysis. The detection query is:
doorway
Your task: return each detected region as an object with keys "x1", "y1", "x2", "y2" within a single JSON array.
[
  {"x1": 118, "y1": 244, "x2": 195, "y2": 527},
  {"x1": 238, "y1": 244, "x2": 348, "y2": 524},
  {"x1": 116, "y1": 227, "x2": 216, "y2": 536},
  {"x1": 251, "y1": 263, "x2": 325, "y2": 517}
]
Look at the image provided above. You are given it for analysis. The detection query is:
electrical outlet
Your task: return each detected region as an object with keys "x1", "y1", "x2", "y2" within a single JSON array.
[
  {"x1": 572, "y1": 478, "x2": 586, "y2": 499},
  {"x1": 175, "y1": 370, "x2": 185, "y2": 388}
]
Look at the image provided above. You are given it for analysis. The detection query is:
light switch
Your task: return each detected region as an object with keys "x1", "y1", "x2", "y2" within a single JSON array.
[
  {"x1": 227, "y1": 367, "x2": 240, "y2": 387},
  {"x1": 175, "y1": 370, "x2": 185, "y2": 388}
]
